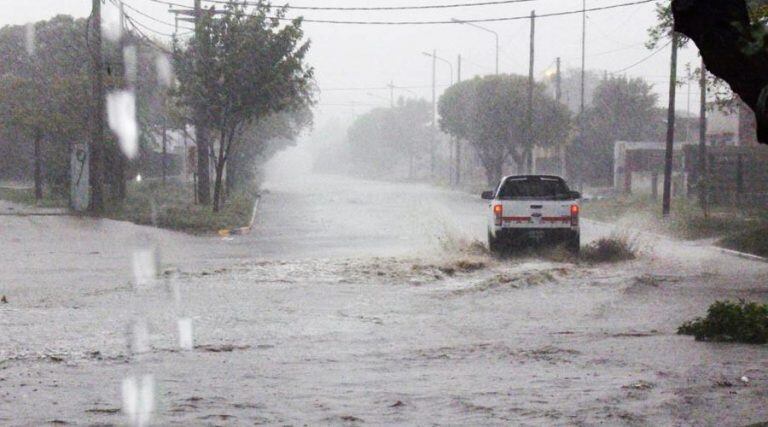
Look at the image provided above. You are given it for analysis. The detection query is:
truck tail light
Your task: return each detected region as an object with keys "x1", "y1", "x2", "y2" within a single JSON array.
[
  {"x1": 493, "y1": 204, "x2": 503, "y2": 226},
  {"x1": 570, "y1": 204, "x2": 580, "y2": 227}
]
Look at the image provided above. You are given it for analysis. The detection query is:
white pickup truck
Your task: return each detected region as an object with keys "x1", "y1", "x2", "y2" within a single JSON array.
[{"x1": 482, "y1": 175, "x2": 581, "y2": 253}]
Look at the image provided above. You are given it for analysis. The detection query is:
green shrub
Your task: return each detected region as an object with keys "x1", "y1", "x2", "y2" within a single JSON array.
[
  {"x1": 678, "y1": 300, "x2": 768, "y2": 344},
  {"x1": 580, "y1": 235, "x2": 637, "y2": 263},
  {"x1": 106, "y1": 180, "x2": 257, "y2": 234}
]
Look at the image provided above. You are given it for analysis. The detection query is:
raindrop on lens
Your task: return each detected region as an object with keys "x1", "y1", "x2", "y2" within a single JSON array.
[
  {"x1": 122, "y1": 374, "x2": 154, "y2": 427},
  {"x1": 24, "y1": 23, "x2": 35, "y2": 56},
  {"x1": 128, "y1": 319, "x2": 150, "y2": 355},
  {"x1": 178, "y1": 318, "x2": 194, "y2": 351},
  {"x1": 107, "y1": 90, "x2": 139, "y2": 159},
  {"x1": 131, "y1": 248, "x2": 160, "y2": 289}
]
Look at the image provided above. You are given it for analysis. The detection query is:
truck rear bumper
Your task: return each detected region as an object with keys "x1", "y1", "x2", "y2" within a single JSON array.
[{"x1": 493, "y1": 228, "x2": 578, "y2": 245}]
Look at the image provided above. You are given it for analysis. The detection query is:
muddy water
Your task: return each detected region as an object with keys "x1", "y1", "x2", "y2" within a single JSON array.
[{"x1": 1, "y1": 174, "x2": 767, "y2": 425}]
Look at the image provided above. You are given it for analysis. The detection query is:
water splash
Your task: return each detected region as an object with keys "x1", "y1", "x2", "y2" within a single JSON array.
[
  {"x1": 106, "y1": 91, "x2": 139, "y2": 159},
  {"x1": 122, "y1": 374, "x2": 155, "y2": 427}
]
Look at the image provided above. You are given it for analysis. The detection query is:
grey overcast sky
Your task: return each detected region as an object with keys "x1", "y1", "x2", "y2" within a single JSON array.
[{"x1": 0, "y1": 0, "x2": 701, "y2": 123}]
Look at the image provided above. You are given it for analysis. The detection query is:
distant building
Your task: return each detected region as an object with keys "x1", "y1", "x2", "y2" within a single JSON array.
[
  {"x1": 706, "y1": 98, "x2": 758, "y2": 146},
  {"x1": 613, "y1": 141, "x2": 692, "y2": 196}
]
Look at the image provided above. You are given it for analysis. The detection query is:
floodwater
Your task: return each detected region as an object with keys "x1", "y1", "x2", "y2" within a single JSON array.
[{"x1": 1, "y1": 167, "x2": 767, "y2": 425}]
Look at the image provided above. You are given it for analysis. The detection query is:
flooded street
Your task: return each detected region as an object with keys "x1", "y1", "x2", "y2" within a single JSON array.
[{"x1": 1, "y1": 170, "x2": 767, "y2": 426}]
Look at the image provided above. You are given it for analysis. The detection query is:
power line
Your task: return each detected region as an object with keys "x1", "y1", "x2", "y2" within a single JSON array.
[
  {"x1": 148, "y1": 0, "x2": 654, "y2": 24},
  {"x1": 124, "y1": 15, "x2": 173, "y2": 54},
  {"x1": 121, "y1": 1, "x2": 182, "y2": 29},
  {"x1": 612, "y1": 39, "x2": 671, "y2": 74},
  {"x1": 202, "y1": 0, "x2": 537, "y2": 11},
  {"x1": 279, "y1": 0, "x2": 655, "y2": 25}
]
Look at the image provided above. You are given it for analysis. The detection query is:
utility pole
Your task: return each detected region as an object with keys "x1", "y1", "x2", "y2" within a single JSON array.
[
  {"x1": 580, "y1": 0, "x2": 586, "y2": 116},
  {"x1": 430, "y1": 49, "x2": 436, "y2": 175},
  {"x1": 662, "y1": 32, "x2": 679, "y2": 217},
  {"x1": 555, "y1": 57, "x2": 562, "y2": 104},
  {"x1": 556, "y1": 57, "x2": 567, "y2": 178},
  {"x1": 388, "y1": 81, "x2": 394, "y2": 108},
  {"x1": 89, "y1": 0, "x2": 105, "y2": 212},
  {"x1": 194, "y1": 0, "x2": 211, "y2": 205},
  {"x1": 455, "y1": 54, "x2": 462, "y2": 186},
  {"x1": 115, "y1": 0, "x2": 127, "y2": 201},
  {"x1": 577, "y1": 0, "x2": 586, "y2": 191},
  {"x1": 698, "y1": 57, "x2": 709, "y2": 217},
  {"x1": 526, "y1": 11, "x2": 535, "y2": 174}
]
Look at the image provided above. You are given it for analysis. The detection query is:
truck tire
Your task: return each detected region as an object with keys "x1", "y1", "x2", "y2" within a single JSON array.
[
  {"x1": 488, "y1": 231, "x2": 502, "y2": 254},
  {"x1": 567, "y1": 231, "x2": 580, "y2": 254}
]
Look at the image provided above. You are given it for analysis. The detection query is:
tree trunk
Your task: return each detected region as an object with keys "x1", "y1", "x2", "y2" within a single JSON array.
[
  {"x1": 484, "y1": 158, "x2": 503, "y2": 186},
  {"x1": 212, "y1": 160, "x2": 225, "y2": 213},
  {"x1": 33, "y1": 130, "x2": 43, "y2": 201},
  {"x1": 162, "y1": 118, "x2": 167, "y2": 185},
  {"x1": 226, "y1": 153, "x2": 237, "y2": 197},
  {"x1": 196, "y1": 125, "x2": 211, "y2": 205}
]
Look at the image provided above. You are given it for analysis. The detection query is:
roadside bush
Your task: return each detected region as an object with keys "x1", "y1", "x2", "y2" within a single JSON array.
[
  {"x1": 678, "y1": 300, "x2": 768, "y2": 344},
  {"x1": 106, "y1": 180, "x2": 257, "y2": 234},
  {"x1": 580, "y1": 235, "x2": 637, "y2": 263}
]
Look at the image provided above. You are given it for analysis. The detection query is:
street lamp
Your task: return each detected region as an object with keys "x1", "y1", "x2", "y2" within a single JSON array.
[
  {"x1": 422, "y1": 51, "x2": 453, "y2": 85},
  {"x1": 451, "y1": 18, "x2": 499, "y2": 74}
]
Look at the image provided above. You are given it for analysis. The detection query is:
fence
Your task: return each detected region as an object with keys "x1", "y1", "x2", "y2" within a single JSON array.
[{"x1": 684, "y1": 145, "x2": 768, "y2": 206}]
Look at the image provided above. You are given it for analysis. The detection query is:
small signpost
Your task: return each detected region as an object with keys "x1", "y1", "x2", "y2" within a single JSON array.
[{"x1": 70, "y1": 143, "x2": 90, "y2": 212}]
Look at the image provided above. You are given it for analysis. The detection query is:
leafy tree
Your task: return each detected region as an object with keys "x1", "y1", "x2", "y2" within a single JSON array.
[
  {"x1": 345, "y1": 98, "x2": 431, "y2": 179},
  {"x1": 0, "y1": 16, "x2": 91, "y2": 199},
  {"x1": 571, "y1": 76, "x2": 659, "y2": 185},
  {"x1": 438, "y1": 74, "x2": 571, "y2": 184},
  {"x1": 667, "y1": 0, "x2": 768, "y2": 142},
  {"x1": 226, "y1": 106, "x2": 313, "y2": 194},
  {"x1": 174, "y1": 1, "x2": 314, "y2": 212}
]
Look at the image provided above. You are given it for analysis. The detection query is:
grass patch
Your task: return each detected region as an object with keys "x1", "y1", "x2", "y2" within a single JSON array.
[
  {"x1": 0, "y1": 187, "x2": 67, "y2": 208},
  {"x1": 718, "y1": 224, "x2": 768, "y2": 258},
  {"x1": 106, "y1": 180, "x2": 256, "y2": 234},
  {"x1": 580, "y1": 235, "x2": 637, "y2": 263},
  {"x1": 678, "y1": 300, "x2": 768, "y2": 344},
  {"x1": 584, "y1": 196, "x2": 768, "y2": 257}
]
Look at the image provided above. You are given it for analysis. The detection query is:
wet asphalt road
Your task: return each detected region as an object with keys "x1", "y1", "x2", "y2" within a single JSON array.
[{"x1": 1, "y1": 173, "x2": 767, "y2": 426}]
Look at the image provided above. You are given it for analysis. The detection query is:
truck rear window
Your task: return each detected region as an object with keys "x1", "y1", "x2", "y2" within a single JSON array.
[{"x1": 497, "y1": 177, "x2": 570, "y2": 200}]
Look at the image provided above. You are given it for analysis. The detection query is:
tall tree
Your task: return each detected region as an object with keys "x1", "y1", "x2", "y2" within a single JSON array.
[
  {"x1": 439, "y1": 75, "x2": 571, "y2": 184},
  {"x1": 346, "y1": 98, "x2": 431, "y2": 179},
  {"x1": 174, "y1": 1, "x2": 314, "y2": 212},
  {"x1": 572, "y1": 76, "x2": 660, "y2": 185},
  {"x1": 670, "y1": 0, "x2": 768, "y2": 142}
]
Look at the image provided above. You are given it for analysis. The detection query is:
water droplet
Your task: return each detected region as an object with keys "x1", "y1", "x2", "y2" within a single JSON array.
[
  {"x1": 24, "y1": 23, "x2": 35, "y2": 56},
  {"x1": 178, "y1": 318, "x2": 194, "y2": 351},
  {"x1": 128, "y1": 319, "x2": 150, "y2": 355},
  {"x1": 101, "y1": 3, "x2": 122, "y2": 42},
  {"x1": 132, "y1": 248, "x2": 160, "y2": 289},
  {"x1": 122, "y1": 374, "x2": 154, "y2": 427},
  {"x1": 107, "y1": 91, "x2": 138, "y2": 159},
  {"x1": 155, "y1": 53, "x2": 174, "y2": 88},
  {"x1": 123, "y1": 45, "x2": 137, "y2": 87}
]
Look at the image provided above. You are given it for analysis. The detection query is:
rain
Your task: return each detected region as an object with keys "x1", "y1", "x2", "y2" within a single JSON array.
[{"x1": 0, "y1": 0, "x2": 767, "y2": 426}]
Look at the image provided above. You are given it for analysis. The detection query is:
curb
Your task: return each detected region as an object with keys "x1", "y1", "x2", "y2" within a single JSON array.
[
  {"x1": 716, "y1": 247, "x2": 768, "y2": 264},
  {"x1": 218, "y1": 195, "x2": 261, "y2": 237},
  {"x1": 585, "y1": 219, "x2": 768, "y2": 264}
]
